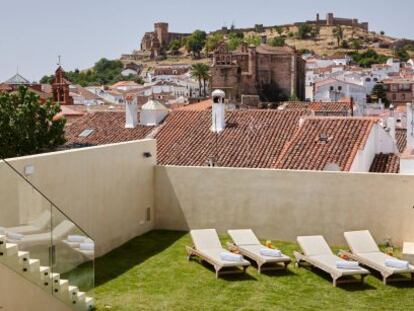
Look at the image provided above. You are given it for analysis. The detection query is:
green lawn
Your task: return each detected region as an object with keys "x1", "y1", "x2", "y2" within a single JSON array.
[{"x1": 94, "y1": 231, "x2": 414, "y2": 311}]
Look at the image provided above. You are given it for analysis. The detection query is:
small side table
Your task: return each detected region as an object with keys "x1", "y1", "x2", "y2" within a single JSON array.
[{"x1": 402, "y1": 242, "x2": 414, "y2": 265}]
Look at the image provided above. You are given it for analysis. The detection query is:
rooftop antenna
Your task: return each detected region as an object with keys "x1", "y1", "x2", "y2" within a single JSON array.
[{"x1": 16, "y1": 65, "x2": 19, "y2": 74}]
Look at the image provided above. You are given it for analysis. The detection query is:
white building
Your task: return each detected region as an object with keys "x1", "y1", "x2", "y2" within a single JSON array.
[
  {"x1": 86, "y1": 87, "x2": 124, "y2": 105},
  {"x1": 314, "y1": 78, "x2": 367, "y2": 106}
]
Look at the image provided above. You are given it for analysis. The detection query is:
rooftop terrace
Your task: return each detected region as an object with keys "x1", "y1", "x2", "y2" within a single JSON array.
[{"x1": 94, "y1": 230, "x2": 412, "y2": 311}]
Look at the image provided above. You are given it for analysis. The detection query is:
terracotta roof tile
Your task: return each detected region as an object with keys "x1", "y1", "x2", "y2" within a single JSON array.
[
  {"x1": 155, "y1": 110, "x2": 309, "y2": 168},
  {"x1": 273, "y1": 117, "x2": 377, "y2": 171},
  {"x1": 282, "y1": 101, "x2": 352, "y2": 116},
  {"x1": 369, "y1": 153, "x2": 400, "y2": 173},
  {"x1": 396, "y1": 128, "x2": 407, "y2": 153},
  {"x1": 65, "y1": 112, "x2": 154, "y2": 147},
  {"x1": 177, "y1": 100, "x2": 212, "y2": 111}
]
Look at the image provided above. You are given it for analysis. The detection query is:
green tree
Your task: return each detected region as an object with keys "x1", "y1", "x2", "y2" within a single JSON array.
[
  {"x1": 394, "y1": 47, "x2": 410, "y2": 62},
  {"x1": 228, "y1": 32, "x2": 244, "y2": 50},
  {"x1": 190, "y1": 63, "x2": 210, "y2": 97},
  {"x1": 351, "y1": 39, "x2": 362, "y2": 51},
  {"x1": 274, "y1": 26, "x2": 284, "y2": 37},
  {"x1": 245, "y1": 35, "x2": 261, "y2": 47},
  {"x1": 205, "y1": 33, "x2": 224, "y2": 54},
  {"x1": 333, "y1": 25, "x2": 344, "y2": 47},
  {"x1": 168, "y1": 39, "x2": 182, "y2": 55},
  {"x1": 0, "y1": 87, "x2": 66, "y2": 158},
  {"x1": 269, "y1": 37, "x2": 286, "y2": 47},
  {"x1": 40, "y1": 58, "x2": 138, "y2": 87},
  {"x1": 186, "y1": 30, "x2": 207, "y2": 58},
  {"x1": 349, "y1": 49, "x2": 388, "y2": 68},
  {"x1": 371, "y1": 84, "x2": 389, "y2": 107},
  {"x1": 297, "y1": 24, "x2": 313, "y2": 39},
  {"x1": 380, "y1": 31, "x2": 385, "y2": 36}
]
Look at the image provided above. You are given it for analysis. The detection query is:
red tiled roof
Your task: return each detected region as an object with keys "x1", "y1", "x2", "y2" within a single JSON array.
[
  {"x1": 155, "y1": 110, "x2": 309, "y2": 168},
  {"x1": 177, "y1": 100, "x2": 212, "y2": 111},
  {"x1": 369, "y1": 153, "x2": 400, "y2": 173},
  {"x1": 282, "y1": 101, "x2": 352, "y2": 116},
  {"x1": 65, "y1": 112, "x2": 154, "y2": 147},
  {"x1": 273, "y1": 117, "x2": 377, "y2": 171},
  {"x1": 396, "y1": 128, "x2": 407, "y2": 153}
]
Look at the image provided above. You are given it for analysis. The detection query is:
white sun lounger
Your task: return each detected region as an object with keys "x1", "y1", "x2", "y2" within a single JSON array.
[
  {"x1": 8, "y1": 220, "x2": 76, "y2": 248},
  {"x1": 294, "y1": 235, "x2": 369, "y2": 286},
  {"x1": 227, "y1": 229, "x2": 291, "y2": 273},
  {"x1": 186, "y1": 229, "x2": 250, "y2": 278},
  {"x1": 0, "y1": 210, "x2": 51, "y2": 235},
  {"x1": 343, "y1": 230, "x2": 414, "y2": 284}
]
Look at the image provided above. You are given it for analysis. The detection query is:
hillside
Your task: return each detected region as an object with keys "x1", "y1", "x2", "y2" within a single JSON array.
[{"x1": 121, "y1": 21, "x2": 414, "y2": 70}]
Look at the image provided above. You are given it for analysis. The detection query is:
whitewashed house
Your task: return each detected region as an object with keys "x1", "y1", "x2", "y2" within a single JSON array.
[{"x1": 314, "y1": 78, "x2": 367, "y2": 106}]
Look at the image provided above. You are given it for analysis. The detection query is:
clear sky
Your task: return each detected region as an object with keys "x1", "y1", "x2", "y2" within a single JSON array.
[{"x1": 1, "y1": 0, "x2": 413, "y2": 82}]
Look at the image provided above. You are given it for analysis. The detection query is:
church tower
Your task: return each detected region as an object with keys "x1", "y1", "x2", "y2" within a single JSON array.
[{"x1": 52, "y1": 66, "x2": 73, "y2": 105}]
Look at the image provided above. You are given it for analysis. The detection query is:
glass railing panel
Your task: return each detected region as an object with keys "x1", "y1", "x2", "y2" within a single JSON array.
[
  {"x1": 0, "y1": 160, "x2": 53, "y2": 295},
  {"x1": 51, "y1": 207, "x2": 94, "y2": 306}
]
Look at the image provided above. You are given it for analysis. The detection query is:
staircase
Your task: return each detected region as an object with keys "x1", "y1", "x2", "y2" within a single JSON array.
[
  {"x1": 0, "y1": 157, "x2": 96, "y2": 311},
  {"x1": 0, "y1": 234, "x2": 94, "y2": 310}
]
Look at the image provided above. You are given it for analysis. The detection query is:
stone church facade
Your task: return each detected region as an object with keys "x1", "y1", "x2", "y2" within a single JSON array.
[{"x1": 211, "y1": 42, "x2": 306, "y2": 103}]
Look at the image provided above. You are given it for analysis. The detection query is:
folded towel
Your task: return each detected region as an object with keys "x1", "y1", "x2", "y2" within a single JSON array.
[
  {"x1": 6, "y1": 232, "x2": 24, "y2": 240},
  {"x1": 260, "y1": 248, "x2": 282, "y2": 257},
  {"x1": 385, "y1": 259, "x2": 409, "y2": 269},
  {"x1": 220, "y1": 252, "x2": 243, "y2": 262},
  {"x1": 336, "y1": 261, "x2": 360, "y2": 270},
  {"x1": 67, "y1": 235, "x2": 86, "y2": 243},
  {"x1": 79, "y1": 243, "x2": 95, "y2": 251}
]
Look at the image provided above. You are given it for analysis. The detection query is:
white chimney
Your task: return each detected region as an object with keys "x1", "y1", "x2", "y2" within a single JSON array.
[
  {"x1": 387, "y1": 104, "x2": 396, "y2": 142},
  {"x1": 125, "y1": 96, "x2": 138, "y2": 128},
  {"x1": 211, "y1": 89, "x2": 226, "y2": 133},
  {"x1": 407, "y1": 102, "x2": 414, "y2": 149}
]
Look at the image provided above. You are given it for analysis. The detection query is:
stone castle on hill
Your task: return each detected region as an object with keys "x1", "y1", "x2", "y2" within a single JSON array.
[
  {"x1": 306, "y1": 13, "x2": 369, "y2": 31},
  {"x1": 140, "y1": 23, "x2": 190, "y2": 59}
]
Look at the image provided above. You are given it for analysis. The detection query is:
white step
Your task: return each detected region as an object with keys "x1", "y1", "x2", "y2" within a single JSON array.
[
  {"x1": 56, "y1": 279, "x2": 69, "y2": 293},
  {"x1": 0, "y1": 235, "x2": 94, "y2": 311},
  {"x1": 39, "y1": 266, "x2": 51, "y2": 280},
  {"x1": 50, "y1": 272, "x2": 61, "y2": 289},
  {"x1": 2, "y1": 243, "x2": 18, "y2": 256},
  {"x1": 84, "y1": 296, "x2": 94, "y2": 310},
  {"x1": 22, "y1": 258, "x2": 40, "y2": 273},
  {"x1": 17, "y1": 250, "x2": 29, "y2": 261}
]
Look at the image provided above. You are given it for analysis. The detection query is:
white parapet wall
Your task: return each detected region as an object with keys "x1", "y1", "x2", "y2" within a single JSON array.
[
  {"x1": 0, "y1": 139, "x2": 156, "y2": 256},
  {"x1": 155, "y1": 165, "x2": 414, "y2": 245}
]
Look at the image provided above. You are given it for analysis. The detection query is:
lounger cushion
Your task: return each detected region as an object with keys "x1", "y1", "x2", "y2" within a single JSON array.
[
  {"x1": 228, "y1": 229, "x2": 261, "y2": 246},
  {"x1": 315, "y1": 254, "x2": 369, "y2": 276},
  {"x1": 190, "y1": 229, "x2": 223, "y2": 250},
  {"x1": 241, "y1": 244, "x2": 290, "y2": 262},
  {"x1": 201, "y1": 248, "x2": 250, "y2": 267},
  {"x1": 344, "y1": 230, "x2": 380, "y2": 254},
  {"x1": 358, "y1": 252, "x2": 414, "y2": 273},
  {"x1": 297, "y1": 236, "x2": 333, "y2": 256}
]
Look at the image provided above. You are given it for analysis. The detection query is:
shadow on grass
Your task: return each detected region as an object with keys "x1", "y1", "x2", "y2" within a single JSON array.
[
  {"x1": 95, "y1": 230, "x2": 186, "y2": 287},
  {"x1": 360, "y1": 267, "x2": 414, "y2": 288},
  {"x1": 191, "y1": 259, "x2": 257, "y2": 281},
  {"x1": 298, "y1": 265, "x2": 376, "y2": 291},
  {"x1": 260, "y1": 268, "x2": 297, "y2": 278}
]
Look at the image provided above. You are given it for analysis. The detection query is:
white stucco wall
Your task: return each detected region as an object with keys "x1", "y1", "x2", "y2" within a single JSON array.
[
  {"x1": 350, "y1": 124, "x2": 396, "y2": 172},
  {"x1": 155, "y1": 165, "x2": 414, "y2": 245},
  {"x1": 0, "y1": 140, "x2": 156, "y2": 256}
]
